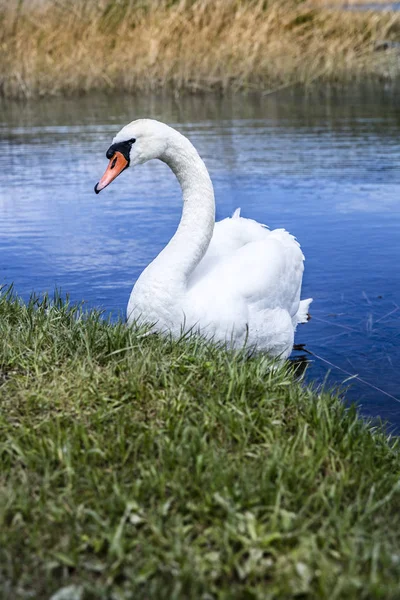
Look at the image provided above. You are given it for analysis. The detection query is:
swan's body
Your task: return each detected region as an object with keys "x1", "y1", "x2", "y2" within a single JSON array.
[{"x1": 95, "y1": 119, "x2": 312, "y2": 359}]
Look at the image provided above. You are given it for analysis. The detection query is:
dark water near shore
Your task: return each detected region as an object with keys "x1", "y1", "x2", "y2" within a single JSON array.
[{"x1": 1, "y1": 88, "x2": 400, "y2": 428}]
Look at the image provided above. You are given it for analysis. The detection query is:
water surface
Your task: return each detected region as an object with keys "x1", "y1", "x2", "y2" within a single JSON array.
[
  {"x1": 344, "y1": 2, "x2": 400, "y2": 10},
  {"x1": 1, "y1": 88, "x2": 400, "y2": 428}
]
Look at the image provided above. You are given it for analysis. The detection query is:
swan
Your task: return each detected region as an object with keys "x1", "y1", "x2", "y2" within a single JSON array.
[{"x1": 95, "y1": 119, "x2": 312, "y2": 359}]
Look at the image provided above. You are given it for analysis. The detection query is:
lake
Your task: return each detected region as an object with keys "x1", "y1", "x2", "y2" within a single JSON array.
[{"x1": 1, "y1": 88, "x2": 400, "y2": 429}]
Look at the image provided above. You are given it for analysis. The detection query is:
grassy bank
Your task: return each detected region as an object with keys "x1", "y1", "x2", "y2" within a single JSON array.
[
  {"x1": 0, "y1": 290, "x2": 400, "y2": 599},
  {"x1": 2, "y1": 0, "x2": 400, "y2": 98}
]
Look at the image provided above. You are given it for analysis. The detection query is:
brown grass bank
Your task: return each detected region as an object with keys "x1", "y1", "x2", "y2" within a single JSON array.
[{"x1": 2, "y1": 0, "x2": 400, "y2": 98}]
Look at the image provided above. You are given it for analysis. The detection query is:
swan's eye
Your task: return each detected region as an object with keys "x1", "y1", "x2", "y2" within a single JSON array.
[{"x1": 129, "y1": 138, "x2": 136, "y2": 144}]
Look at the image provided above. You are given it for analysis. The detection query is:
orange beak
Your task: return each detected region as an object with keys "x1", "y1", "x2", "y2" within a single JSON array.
[{"x1": 94, "y1": 151, "x2": 129, "y2": 194}]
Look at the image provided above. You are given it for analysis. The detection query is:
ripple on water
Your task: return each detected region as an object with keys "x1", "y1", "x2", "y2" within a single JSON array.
[{"x1": 1, "y1": 89, "x2": 400, "y2": 428}]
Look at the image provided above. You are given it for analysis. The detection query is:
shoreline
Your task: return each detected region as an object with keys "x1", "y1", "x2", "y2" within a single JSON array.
[
  {"x1": 2, "y1": 0, "x2": 400, "y2": 99},
  {"x1": 1, "y1": 291, "x2": 400, "y2": 597}
]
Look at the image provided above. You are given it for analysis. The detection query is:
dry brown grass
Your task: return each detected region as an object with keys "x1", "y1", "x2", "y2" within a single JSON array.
[{"x1": 1, "y1": 0, "x2": 400, "y2": 98}]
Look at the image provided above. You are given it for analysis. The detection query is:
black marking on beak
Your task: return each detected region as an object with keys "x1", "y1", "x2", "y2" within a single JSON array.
[{"x1": 106, "y1": 138, "x2": 136, "y2": 161}]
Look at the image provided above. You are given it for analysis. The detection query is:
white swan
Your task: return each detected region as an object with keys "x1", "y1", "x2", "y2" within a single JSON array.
[{"x1": 95, "y1": 119, "x2": 312, "y2": 359}]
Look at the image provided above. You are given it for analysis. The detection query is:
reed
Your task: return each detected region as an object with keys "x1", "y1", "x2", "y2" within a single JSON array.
[{"x1": 1, "y1": 0, "x2": 400, "y2": 98}]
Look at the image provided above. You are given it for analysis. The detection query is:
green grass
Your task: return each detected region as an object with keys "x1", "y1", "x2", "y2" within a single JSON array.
[{"x1": 1, "y1": 289, "x2": 400, "y2": 599}]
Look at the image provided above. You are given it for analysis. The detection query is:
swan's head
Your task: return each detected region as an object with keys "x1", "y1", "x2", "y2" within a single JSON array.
[{"x1": 94, "y1": 119, "x2": 172, "y2": 194}]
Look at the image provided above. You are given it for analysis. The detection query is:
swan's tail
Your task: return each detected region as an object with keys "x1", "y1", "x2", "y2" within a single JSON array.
[{"x1": 295, "y1": 298, "x2": 313, "y2": 324}]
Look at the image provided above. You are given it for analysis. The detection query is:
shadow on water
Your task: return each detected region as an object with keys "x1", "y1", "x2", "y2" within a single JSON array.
[{"x1": 1, "y1": 84, "x2": 400, "y2": 428}]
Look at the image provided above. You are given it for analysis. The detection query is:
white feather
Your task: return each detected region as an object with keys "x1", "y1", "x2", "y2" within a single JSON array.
[{"x1": 100, "y1": 119, "x2": 312, "y2": 360}]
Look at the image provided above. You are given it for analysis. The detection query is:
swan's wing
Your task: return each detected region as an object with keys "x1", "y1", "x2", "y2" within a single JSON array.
[
  {"x1": 188, "y1": 228, "x2": 306, "y2": 319},
  {"x1": 267, "y1": 228, "x2": 305, "y2": 317},
  {"x1": 188, "y1": 209, "x2": 270, "y2": 286}
]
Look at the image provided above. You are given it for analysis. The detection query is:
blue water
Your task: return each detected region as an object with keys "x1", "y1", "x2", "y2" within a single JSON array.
[
  {"x1": 1, "y1": 89, "x2": 400, "y2": 428},
  {"x1": 344, "y1": 3, "x2": 400, "y2": 11}
]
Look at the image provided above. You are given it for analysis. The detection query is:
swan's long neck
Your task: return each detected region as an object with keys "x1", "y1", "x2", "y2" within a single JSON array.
[{"x1": 145, "y1": 132, "x2": 215, "y2": 286}]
